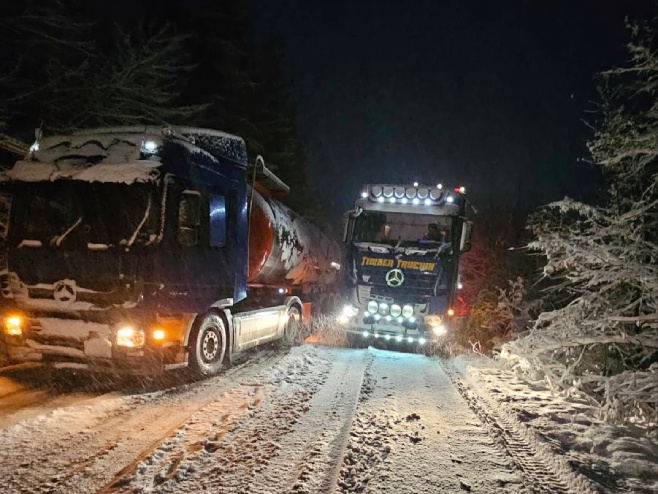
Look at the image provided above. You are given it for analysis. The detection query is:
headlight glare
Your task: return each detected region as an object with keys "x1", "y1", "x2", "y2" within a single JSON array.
[
  {"x1": 4, "y1": 315, "x2": 23, "y2": 336},
  {"x1": 425, "y1": 315, "x2": 443, "y2": 327},
  {"x1": 116, "y1": 326, "x2": 145, "y2": 347},
  {"x1": 341, "y1": 304, "x2": 358, "y2": 318},
  {"x1": 432, "y1": 324, "x2": 447, "y2": 336},
  {"x1": 337, "y1": 314, "x2": 350, "y2": 325}
]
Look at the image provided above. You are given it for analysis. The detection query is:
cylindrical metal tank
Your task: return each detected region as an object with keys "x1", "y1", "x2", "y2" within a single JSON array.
[{"x1": 247, "y1": 190, "x2": 342, "y2": 287}]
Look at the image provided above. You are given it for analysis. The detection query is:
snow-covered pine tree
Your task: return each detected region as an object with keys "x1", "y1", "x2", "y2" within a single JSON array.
[
  {"x1": 501, "y1": 19, "x2": 658, "y2": 424},
  {"x1": 73, "y1": 24, "x2": 205, "y2": 130},
  {"x1": 0, "y1": 1, "x2": 202, "y2": 137}
]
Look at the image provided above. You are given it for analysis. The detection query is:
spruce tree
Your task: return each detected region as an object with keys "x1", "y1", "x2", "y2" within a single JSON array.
[{"x1": 502, "y1": 19, "x2": 658, "y2": 423}]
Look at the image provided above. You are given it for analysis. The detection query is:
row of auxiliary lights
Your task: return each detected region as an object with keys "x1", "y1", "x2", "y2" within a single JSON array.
[{"x1": 362, "y1": 184, "x2": 465, "y2": 204}]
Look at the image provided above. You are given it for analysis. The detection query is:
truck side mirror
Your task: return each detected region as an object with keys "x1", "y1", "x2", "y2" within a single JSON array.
[
  {"x1": 178, "y1": 191, "x2": 201, "y2": 247},
  {"x1": 459, "y1": 221, "x2": 473, "y2": 253},
  {"x1": 342, "y1": 211, "x2": 355, "y2": 243}
]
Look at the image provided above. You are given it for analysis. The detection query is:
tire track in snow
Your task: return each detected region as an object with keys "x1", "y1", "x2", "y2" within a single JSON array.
[
  {"x1": 336, "y1": 358, "x2": 394, "y2": 494},
  {"x1": 334, "y1": 348, "x2": 527, "y2": 494},
  {"x1": 441, "y1": 359, "x2": 599, "y2": 494},
  {"x1": 0, "y1": 348, "x2": 285, "y2": 494},
  {"x1": 282, "y1": 349, "x2": 372, "y2": 494},
  {"x1": 105, "y1": 346, "x2": 340, "y2": 493},
  {"x1": 104, "y1": 346, "x2": 373, "y2": 494}
]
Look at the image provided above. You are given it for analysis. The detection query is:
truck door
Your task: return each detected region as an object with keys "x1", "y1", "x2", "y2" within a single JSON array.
[{"x1": 154, "y1": 179, "x2": 236, "y2": 312}]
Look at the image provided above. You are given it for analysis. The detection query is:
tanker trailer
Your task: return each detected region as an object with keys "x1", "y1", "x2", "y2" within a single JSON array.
[
  {"x1": 247, "y1": 187, "x2": 343, "y2": 311},
  {"x1": 0, "y1": 126, "x2": 343, "y2": 376}
]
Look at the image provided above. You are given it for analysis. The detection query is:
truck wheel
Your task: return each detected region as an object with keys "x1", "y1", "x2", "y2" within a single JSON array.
[
  {"x1": 283, "y1": 305, "x2": 303, "y2": 345},
  {"x1": 189, "y1": 313, "x2": 227, "y2": 376}
]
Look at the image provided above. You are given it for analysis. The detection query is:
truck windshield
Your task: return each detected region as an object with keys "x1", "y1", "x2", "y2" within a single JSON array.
[
  {"x1": 10, "y1": 182, "x2": 160, "y2": 249},
  {"x1": 353, "y1": 211, "x2": 452, "y2": 247}
]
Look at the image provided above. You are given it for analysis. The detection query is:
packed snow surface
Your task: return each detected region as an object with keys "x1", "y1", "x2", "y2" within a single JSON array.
[{"x1": 0, "y1": 344, "x2": 654, "y2": 493}]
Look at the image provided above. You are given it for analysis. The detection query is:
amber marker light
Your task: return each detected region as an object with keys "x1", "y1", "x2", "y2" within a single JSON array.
[{"x1": 5, "y1": 315, "x2": 23, "y2": 335}]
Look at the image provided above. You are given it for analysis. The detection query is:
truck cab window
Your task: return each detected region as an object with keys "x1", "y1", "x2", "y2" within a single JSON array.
[
  {"x1": 209, "y1": 194, "x2": 227, "y2": 247},
  {"x1": 178, "y1": 190, "x2": 201, "y2": 247}
]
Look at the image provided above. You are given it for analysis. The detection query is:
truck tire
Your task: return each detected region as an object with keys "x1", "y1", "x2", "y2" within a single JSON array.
[
  {"x1": 189, "y1": 313, "x2": 227, "y2": 376},
  {"x1": 283, "y1": 305, "x2": 303, "y2": 345}
]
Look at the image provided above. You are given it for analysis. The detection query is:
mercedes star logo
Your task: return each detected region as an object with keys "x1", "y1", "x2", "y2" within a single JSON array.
[
  {"x1": 385, "y1": 269, "x2": 404, "y2": 287},
  {"x1": 53, "y1": 280, "x2": 77, "y2": 303}
]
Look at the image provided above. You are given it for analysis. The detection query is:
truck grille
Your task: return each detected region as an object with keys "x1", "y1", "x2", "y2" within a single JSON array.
[
  {"x1": 359, "y1": 269, "x2": 436, "y2": 303},
  {"x1": 30, "y1": 333, "x2": 85, "y2": 352}
]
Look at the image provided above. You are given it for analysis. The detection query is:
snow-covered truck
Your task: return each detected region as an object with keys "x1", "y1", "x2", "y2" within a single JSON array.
[
  {"x1": 338, "y1": 183, "x2": 472, "y2": 344},
  {"x1": 0, "y1": 126, "x2": 342, "y2": 375}
]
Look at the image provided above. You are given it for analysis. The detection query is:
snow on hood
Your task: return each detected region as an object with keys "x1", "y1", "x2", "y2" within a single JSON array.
[{"x1": 6, "y1": 160, "x2": 161, "y2": 184}]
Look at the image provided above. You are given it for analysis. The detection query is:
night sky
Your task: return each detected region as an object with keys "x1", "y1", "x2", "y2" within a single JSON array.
[{"x1": 255, "y1": 0, "x2": 653, "y2": 215}]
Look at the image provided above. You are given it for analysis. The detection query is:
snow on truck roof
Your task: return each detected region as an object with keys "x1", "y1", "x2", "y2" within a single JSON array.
[
  {"x1": 6, "y1": 160, "x2": 161, "y2": 184},
  {"x1": 6, "y1": 126, "x2": 248, "y2": 184},
  {"x1": 73, "y1": 126, "x2": 248, "y2": 166}
]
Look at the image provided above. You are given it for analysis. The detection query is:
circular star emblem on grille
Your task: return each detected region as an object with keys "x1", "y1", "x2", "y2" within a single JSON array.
[
  {"x1": 385, "y1": 269, "x2": 404, "y2": 287},
  {"x1": 53, "y1": 280, "x2": 77, "y2": 303}
]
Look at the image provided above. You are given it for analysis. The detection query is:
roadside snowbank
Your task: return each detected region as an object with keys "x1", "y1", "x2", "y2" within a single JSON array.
[{"x1": 452, "y1": 354, "x2": 658, "y2": 494}]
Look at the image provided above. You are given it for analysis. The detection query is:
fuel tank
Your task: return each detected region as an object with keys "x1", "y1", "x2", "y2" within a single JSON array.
[{"x1": 247, "y1": 190, "x2": 342, "y2": 286}]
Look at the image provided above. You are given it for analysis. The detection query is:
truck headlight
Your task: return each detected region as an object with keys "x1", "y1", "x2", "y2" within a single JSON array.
[
  {"x1": 432, "y1": 324, "x2": 447, "y2": 336},
  {"x1": 378, "y1": 303, "x2": 389, "y2": 316},
  {"x1": 367, "y1": 301, "x2": 378, "y2": 314},
  {"x1": 390, "y1": 304, "x2": 402, "y2": 317},
  {"x1": 116, "y1": 326, "x2": 145, "y2": 347},
  {"x1": 4, "y1": 315, "x2": 23, "y2": 336},
  {"x1": 341, "y1": 304, "x2": 358, "y2": 318},
  {"x1": 402, "y1": 305, "x2": 414, "y2": 318},
  {"x1": 338, "y1": 304, "x2": 358, "y2": 325},
  {"x1": 425, "y1": 315, "x2": 443, "y2": 327}
]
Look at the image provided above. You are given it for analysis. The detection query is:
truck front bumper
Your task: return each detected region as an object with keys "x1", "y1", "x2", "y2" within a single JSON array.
[
  {"x1": 339, "y1": 319, "x2": 446, "y2": 345},
  {"x1": 2, "y1": 316, "x2": 180, "y2": 375}
]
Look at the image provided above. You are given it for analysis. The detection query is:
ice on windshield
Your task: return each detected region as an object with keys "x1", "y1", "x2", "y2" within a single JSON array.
[{"x1": 353, "y1": 211, "x2": 452, "y2": 247}]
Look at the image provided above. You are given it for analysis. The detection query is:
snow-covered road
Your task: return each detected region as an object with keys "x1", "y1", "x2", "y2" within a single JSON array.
[{"x1": 0, "y1": 344, "x2": 653, "y2": 493}]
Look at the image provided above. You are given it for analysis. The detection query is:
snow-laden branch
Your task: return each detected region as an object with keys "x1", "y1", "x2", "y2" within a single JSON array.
[{"x1": 502, "y1": 19, "x2": 658, "y2": 427}]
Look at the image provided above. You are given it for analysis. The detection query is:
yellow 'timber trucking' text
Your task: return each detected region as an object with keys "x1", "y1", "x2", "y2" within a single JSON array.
[{"x1": 361, "y1": 257, "x2": 436, "y2": 272}]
